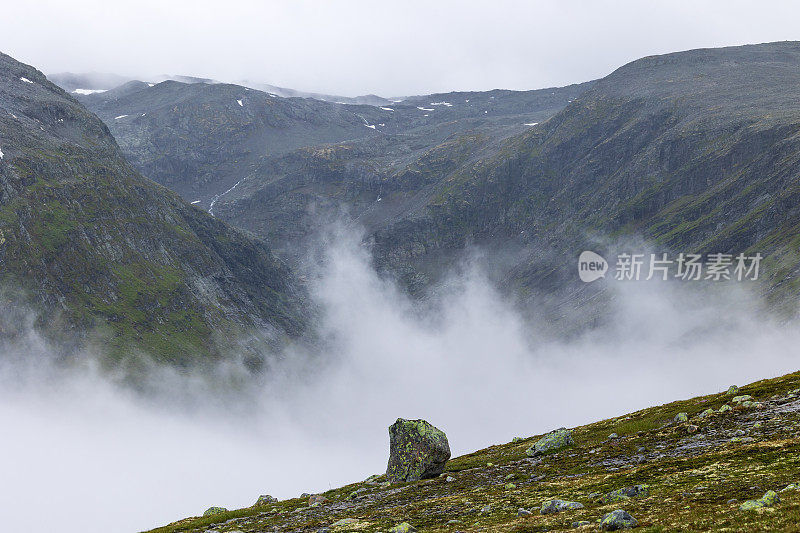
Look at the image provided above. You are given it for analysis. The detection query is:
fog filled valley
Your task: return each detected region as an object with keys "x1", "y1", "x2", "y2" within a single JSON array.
[
  {"x1": 4, "y1": 28, "x2": 800, "y2": 533},
  {"x1": 3, "y1": 227, "x2": 800, "y2": 532}
]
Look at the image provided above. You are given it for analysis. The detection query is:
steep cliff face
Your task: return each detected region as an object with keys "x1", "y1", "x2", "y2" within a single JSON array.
[{"x1": 0, "y1": 52, "x2": 306, "y2": 367}]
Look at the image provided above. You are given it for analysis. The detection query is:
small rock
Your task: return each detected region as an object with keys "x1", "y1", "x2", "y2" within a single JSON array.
[
  {"x1": 446, "y1": 476, "x2": 455, "y2": 483},
  {"x1": 719, "y1": 404, "x2": 733, "y2": 413},
  {"x1": 674, "y1": 412, "x2": 689, "y2": 423},
  {"x1": 727, "y1": 498, "x2": 737, "y2": 504},
  {"x1": 253, "y1": 494, "x2": 278, "y2": 507},
  {"x1": 781, "y1": 483, "x2": 799, "y2": 492},
  {"x1": 697, "y1": 408, "x2": 715, "y2": 419},
  {"x1": 388, "y1": 522, "x2": 416, "y2": 533},
  {"x1": 686, "y1": 424, "x2": 699, "y2": 434},
  {"x1": 309, "y1": 494, "x2": 328, "y2": 506},
  {"x1": 732, "y1": 395, "x2": 753, "y2": 403},
  {"x1": 572, "y1": 521, "x2": 591, "y2": 528},
  {"x1": 512, "y1": 436, "x2": 526, "y2": 443},
  {"x1": 600, "y1": 509, "x2": 638, "y2": 530},
  {"x1": 480, "y1": 504, "x2": 491, "y2": 513},
  {"x1": 726, "y1": 385, "x2": 740, "y2": 395},
  {"x1": 525, "y1": 428, "x2": 574, "y2": 457},
  {"x1": 600, "y1": 484, "x2": 649, "y2": 504},
  {"x1": 386, "y1": 418, "x2": 451, "y2": 482},
  {"x1": 446, "y1": 519, "x2": 462, "y2": 524},
  {"x1": 505, "y1": 483, "x2": 516, "y2": 489},
  {"x1": 540, "y1": 499, "x2": 585, "y2": 514},
  {"x1": 364, "y1": 474, "x2": 382, "y2": 484},
  {"x1": 517, "y1": 508, "x2": 532, "y2": 517},
  {"x1": 608, "y1": 433, "x2": 619, "y2": 439},
  {"x1": 202, "y1": 506, "x2": 227, "y2": 517},
  {"x1": 740, "y1": 490, "x2": 780, "y2": 511}
]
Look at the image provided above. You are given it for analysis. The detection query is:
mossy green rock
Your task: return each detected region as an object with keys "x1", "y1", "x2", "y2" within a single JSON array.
[
  {"x1": 726, "y1": 385, "x2": 740, "y2": 395},
  {"x1": 674, "y1": 412, "x2": 689, "y2": 423},
  {"x1": 601, "y1": 484, "x2": 650, "y2": 504},
  {"x1": 525, "y1": 428, "x2": 574, "y2": 457},
  {"x1": 540, "y1": 499, "x2": 584, "y2": 514},
  {"x1": 740, "y1": 490, "x2": 780, "y2": 511},
  {"x1": 719, "y1": 405, "x2": 733, "y2": 413},
  {"x1": 386, "y1": 418, "x2": 451, "y2": 482},
  {"x1": 600, "y1": 509, "x2": 638, "y2": 530},
  {"x1": 732, "y1": 395, "x2": 753, "y2": 403},
  {"x1": 202, "y1": 506, "x2": 227, "y2": 517},
  {"x1": 253, "y1": 494, "x2": 277, "y2": 506}
]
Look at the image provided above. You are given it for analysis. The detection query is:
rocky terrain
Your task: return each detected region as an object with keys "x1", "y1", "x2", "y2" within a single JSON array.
[
  {"x1": 0, "y1": 52, "x2": 306, "y2": 368},
  {"x1": 145, "y1": 370, "x2": 800, "y2": 532}
]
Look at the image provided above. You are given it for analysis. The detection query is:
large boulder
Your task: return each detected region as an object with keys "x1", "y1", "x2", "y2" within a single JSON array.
[
  {"x1": 600, "y1": 509, "x2": 638, "y2": 530},
  {"x1": 386, "y1": 418, "x2": 451, "y2": 482}
]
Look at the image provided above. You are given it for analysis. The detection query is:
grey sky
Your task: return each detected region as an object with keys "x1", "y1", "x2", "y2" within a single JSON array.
[{"x1": 3, "y1": 0, "x2": 800, "y2": 97}]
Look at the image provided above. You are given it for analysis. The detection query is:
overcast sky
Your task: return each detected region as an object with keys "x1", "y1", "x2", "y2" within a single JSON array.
[{"x1": 3, "y1": 0, "x2": 800, "y2": 97}]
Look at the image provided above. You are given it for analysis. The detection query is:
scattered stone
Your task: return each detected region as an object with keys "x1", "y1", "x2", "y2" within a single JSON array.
[
  {"x1": 202, "y1": 507, "x2": 227, "y2": 517},
  {"x1": 505, "y1": 483, "x2": 516, "y2": 489},
  {"x1": 486, "y1": 462, "x2": 494, "y2": 467},
  {"x1": 600, "y1": 509, "x2": 638, "y2": 530},
  {"x1": 446, "y1": 519, "x2": 462, "y2": 525},
  {"x1": 364, "y1": 474, "x2": 382, "y2": 484},
  {"x1": 446, "y1": 476, "x2": 455, "y2": 483},
  {"x1": 386, "y1": 418, "x2": 451, "y2": 483},
  {"x1": 740, "y1": 490, "x2": 780, "y2": 511},
  {"x1": 719, "y1": 405, "x2": 732, "y2": 413},
  {"x1": 726, "y1": 385, "x2": 740, "y2": 395},
  {"x1": 698, "y1": 408, "x2": 715, "y2": 419},
  {"x1": 732, "y1": 395, "x2": 753, "y2": 403},
  {"x1": 331, "y1": 518, "x2": 364, "y2": 530},
  {"x1": 525, "y1": 428, "x2": 574, "y2": 457},
  {"x1": 512, "y1": 436, "x2": 526, "y2": 443},
  {"x1": 674, "y1": 412, "x2": 689, "y2": 423},
  {"x1": 347, "y1": 488, "x2": 367, "y2": 500},
  {"x1": 480, "y1": 504, "x2": 491, "y2": 513},
  {"x1": 608, "y1": 433, "x2": 619, "y2": 439},
  {"x1": 600, "y1": 485, "x2": 649, "y2": 504},
  {"x1": 727, "y1": 499, "x2": 738, "y2": 504},
  {"x1": 781, "y1": 483, "x2": 799, "y2": 492},
  {"x1": 309, "y1": 494, "x2": 328, "y2": 506},
  {"x1": 517, "y1": 508, "x2": 532, "y2": 517},
  {"x1": 686, "y1": 424, "x2": 699, "y2": 434},
  {"x1": 388, "y1": 522, "x2": 416, "y2": 533},
  {"x1": 253, "y1": 494, "x2": 278, "y2": 507},
  {"x1": 572, "y1": 521, "x2": 591, "y2": 528},
  {"x1": 540, "y1": 499, "x2": 585, "y2": 514}
]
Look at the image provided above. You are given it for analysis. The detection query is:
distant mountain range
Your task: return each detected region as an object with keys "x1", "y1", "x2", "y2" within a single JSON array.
[{"x1": 3, "y1": 41, "x2": 800, "y2": 370}]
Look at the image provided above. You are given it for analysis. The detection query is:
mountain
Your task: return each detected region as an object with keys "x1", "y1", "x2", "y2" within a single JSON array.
[
  {"x1": 360, "y1": 41, "x2": 800, "y2": 307},
  {"x1": 145, "y1": 370, "x2": 800, "y2": 532},
  {"x1": 76, "y1": 80, "x2": 591, "y2": 262},
  {"x1": 0, "y1": 52, "x2": 306, "y2": 368}
]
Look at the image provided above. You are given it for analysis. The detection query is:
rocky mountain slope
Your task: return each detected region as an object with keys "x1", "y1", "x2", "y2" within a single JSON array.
[
  {"x1": 0, "y1": 52, "x2": 306, "y2": 368},
  {"x1": 145, "y1": 370, "x2": 800, "y2": 532}
]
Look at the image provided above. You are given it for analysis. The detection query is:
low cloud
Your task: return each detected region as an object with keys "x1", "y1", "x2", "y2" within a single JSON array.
[{"x1": 1, "y1": 227, "x2": 798, "y2": 532}]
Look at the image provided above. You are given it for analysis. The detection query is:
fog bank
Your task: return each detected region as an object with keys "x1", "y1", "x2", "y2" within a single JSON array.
[{"x1": 1, "y1": 231, "x2": 798, "y2": 532}]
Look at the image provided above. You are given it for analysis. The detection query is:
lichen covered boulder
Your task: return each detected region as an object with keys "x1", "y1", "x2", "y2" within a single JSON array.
[
  {"x1": 740, "y1": 490, "x2": 780, "y2": 511},
  {"x1": 253, "y1": 494, "x2": 278, "y2": 507},
  {"x1": 540, "y1": 499, "x2": 584, "y2": 514},
  {"x1": 203, "y1": 506, "x2": 227, "y2": 517},
  {"x1": 600, "y1": 484, "x2": 649, "y2": 504},
  {"x1": 600, "y1": 509, "x2": 638, "y2": 530},
  {"x1": 526, "y1": 428, "x2": 574, "y2": 457},
  {"x1": 386, "y1": 418, "x2": 451, "y2": 482}
]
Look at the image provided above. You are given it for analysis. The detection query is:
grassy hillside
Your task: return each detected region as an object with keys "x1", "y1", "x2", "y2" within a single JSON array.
[
  {"x1": 145, "y1": 369, "x2": 800, "y2": 532},
  {"x1": 0, "y1": 52, "x2": 306, "y2": 368}
]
